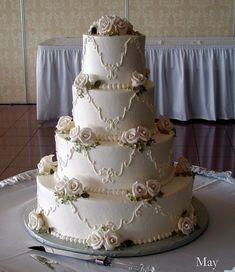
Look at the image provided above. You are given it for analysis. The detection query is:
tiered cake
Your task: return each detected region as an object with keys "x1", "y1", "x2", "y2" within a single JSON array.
[{"x1": 28, "y1": 15, "x2": 196, "y2": 251}]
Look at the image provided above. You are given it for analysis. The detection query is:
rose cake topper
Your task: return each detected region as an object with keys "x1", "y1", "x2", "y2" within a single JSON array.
[{"x1": 88, "y1": 15, "x2": 141, "y2": 36}]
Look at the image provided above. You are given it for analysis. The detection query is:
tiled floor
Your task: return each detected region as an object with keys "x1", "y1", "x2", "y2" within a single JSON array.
[{"x1": 0, "y1": 105, "x2": 234, "y2": 180}]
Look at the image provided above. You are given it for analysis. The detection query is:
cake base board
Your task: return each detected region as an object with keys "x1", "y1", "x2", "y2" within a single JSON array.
[{"x1": 24, "y1": 197, "x2": 209, "y2": 257}]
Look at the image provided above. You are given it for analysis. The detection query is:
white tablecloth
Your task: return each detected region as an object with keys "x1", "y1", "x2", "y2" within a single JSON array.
[
  {"x1": 0, "y1": 169, "x2": 235, "y2": 272},
  {"x1": 36, "y1": 37, "x2": 235, "y2": 121}
]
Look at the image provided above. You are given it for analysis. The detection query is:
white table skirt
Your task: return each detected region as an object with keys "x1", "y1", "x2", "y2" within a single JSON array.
[
  {"x1": 36, "y1": 37, "x2": 235, "y2": 121},
  {"x1": 0, "y1": 168, "x2": 235, "y2": 272}
]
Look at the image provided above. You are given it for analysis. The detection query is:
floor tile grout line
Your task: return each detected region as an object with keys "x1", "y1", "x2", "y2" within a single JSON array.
[
  {"x1": 225, "y1": 127, "x2": 235, "y2": 155},
  {"x1": 0, "y1": 106, "x2": 31, "y2": 137},
  {"x1": 0, "y1": 139, "x2": 36, "y2": 177},
  {"x1": 0, "y1": 121, "x2": 41, "y2": 177}
]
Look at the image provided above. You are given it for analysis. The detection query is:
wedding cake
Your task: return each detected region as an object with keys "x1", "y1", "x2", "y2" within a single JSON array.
[{"x1": 28, "y1": 15, "x2": 197, "y2": 251}]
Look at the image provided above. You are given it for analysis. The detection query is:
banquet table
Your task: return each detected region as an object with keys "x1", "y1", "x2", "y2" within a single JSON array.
[
  {"x1": 36, "y1": 37, "x2": 235, "y2": 121},
  {"x1": 0, "y1": 168, "x2": 235, "y2": 272}
]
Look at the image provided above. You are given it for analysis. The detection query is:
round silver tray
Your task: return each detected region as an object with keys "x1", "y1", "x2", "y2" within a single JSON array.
[{"x1": 24, "y1": 197, "x2": 209, "y2": 257}]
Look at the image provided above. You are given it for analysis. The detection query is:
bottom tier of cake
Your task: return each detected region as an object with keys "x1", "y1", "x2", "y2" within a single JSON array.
[{"x1": 32, "y1": 174, "x2": 196, "y2": 250}]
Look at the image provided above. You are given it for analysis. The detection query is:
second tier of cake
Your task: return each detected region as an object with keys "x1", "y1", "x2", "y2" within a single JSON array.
[{"x1": 55, "y1": 131, "x2": 175, "y2": 192}]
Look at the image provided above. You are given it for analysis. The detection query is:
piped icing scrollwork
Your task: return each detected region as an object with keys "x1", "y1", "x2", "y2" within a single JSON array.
[
  {"x1": 57, "y1": 126, "x2": 172, "y2": 183},
  {"x1": 82, "y1": 33, "x2": 145, "y2": 82},
  {"x1": 73, "y1": 86, "x2": 155, "y2": 131},
  {"x1": 83, "y1": 35, "x2": 133, "y2": 80}
]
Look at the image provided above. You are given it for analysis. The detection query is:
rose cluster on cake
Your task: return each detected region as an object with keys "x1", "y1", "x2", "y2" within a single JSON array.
[{"x1": 88, "y1": 15, "x2": 139, "y2": 36}]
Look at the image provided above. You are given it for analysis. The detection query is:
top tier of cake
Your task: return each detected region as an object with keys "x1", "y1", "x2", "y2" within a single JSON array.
[
  {"x1": 82, "y1": 34, "x2": 146, "y2": 85},
  {"x1": 81, "y1": 15, "x2": 146, "y2": 85}
]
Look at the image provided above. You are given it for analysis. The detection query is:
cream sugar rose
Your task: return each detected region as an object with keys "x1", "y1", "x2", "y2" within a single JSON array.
[{"x1": 28, "y1": 15, "x2": 197, "y2": 251}]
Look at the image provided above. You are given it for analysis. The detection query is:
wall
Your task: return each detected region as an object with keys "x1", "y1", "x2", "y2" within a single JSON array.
[
  {"x1": 0, "y1": 0, "x2": 234, "y2": 104},
  {"x1": 0, "y1": 0, "x2": 25, "y2": 103},
  {"x1": 130, "y1": 0, "x2": 234, "y2": 37}
]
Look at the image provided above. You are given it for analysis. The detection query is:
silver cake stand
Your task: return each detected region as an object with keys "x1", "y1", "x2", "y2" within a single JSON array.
[{"x1": 24, "y1": 197, "x2": 209, "y2": 258}]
